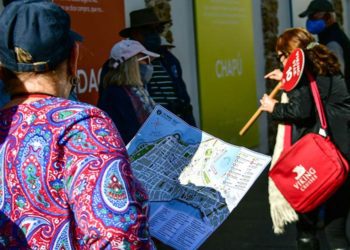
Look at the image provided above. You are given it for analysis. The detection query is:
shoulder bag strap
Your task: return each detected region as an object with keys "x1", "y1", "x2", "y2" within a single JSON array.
[{"x1": 305, "y1": 71, "x2": 328, "y2": 132}]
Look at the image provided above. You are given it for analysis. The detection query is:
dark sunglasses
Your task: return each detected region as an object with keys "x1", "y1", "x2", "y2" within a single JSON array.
[{"x1": 277, "y1": 53, "x2": 288, "y2": 62}]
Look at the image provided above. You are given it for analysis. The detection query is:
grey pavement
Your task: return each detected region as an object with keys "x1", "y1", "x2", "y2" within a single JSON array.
[
  {"x1": 200, "y1": 169, "x2": 297, "y2": 250},
  {"x1": 155, "y1": 169, "x2": 297, "y2": 250}
]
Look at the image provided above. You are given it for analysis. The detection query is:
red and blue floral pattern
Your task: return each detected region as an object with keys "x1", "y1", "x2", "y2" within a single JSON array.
[{"x1": 0, "y1": 97, "x2": 152, "y2": 249}]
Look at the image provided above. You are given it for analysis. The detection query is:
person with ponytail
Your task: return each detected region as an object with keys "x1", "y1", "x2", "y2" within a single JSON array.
[{"x1": 261, "y1": 27, "x2": 350, "y2": 250}]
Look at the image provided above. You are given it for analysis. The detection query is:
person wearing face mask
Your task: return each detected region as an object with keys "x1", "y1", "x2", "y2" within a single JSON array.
[
  {"x1": 139, "y1": 58, "x2": 154, "y2": 86},
  {"x1": 117, "y1": 7, "x2": 197, "y2": 127},
  {"x1": 299, "y1": 0, "x2": 350, "y2": 91},
  {"x1": 97, "y1": 39, "x2": 158, "y2": 144},
  {"x1": 262, "y1": 28, "x2": 350, "y2": 250}
]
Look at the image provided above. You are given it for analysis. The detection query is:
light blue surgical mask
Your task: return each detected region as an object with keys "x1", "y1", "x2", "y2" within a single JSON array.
[
  {"x1": 306, "y1": 19, "x2": 326, "y2": 34},
  {"x1": 139, "y1": 64, "x2": 154, "y2": 84}
]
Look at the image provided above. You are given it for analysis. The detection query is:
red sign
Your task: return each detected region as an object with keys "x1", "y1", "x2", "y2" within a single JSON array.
[
  {"x1": 54, "y1": 0, "x2": 125, "y2": 105},
  {"x1": 281, "y1": 48, "x2": 305, "y2": 92}
]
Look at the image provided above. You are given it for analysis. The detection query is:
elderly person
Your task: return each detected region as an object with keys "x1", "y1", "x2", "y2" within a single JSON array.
[
  {"x1": 0, "y1": 1, "x2": 153, "y2": 249},
  {"x1": 117, "y1": 7, "x2": 197, "y2": 127},
  {"x1": 98, "y1": 40, "x2": 158, "y2": 144}
]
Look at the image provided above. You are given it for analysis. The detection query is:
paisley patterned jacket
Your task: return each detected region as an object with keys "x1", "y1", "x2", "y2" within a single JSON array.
[{"x1": 0, "y1": 97, "x2": 153, "y2": 249}]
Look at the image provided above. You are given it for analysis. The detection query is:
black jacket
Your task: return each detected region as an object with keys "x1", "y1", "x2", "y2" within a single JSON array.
[
  {"x1": 97, "y1": 85, "x2": 141, "y2": 145},
  {"x1": 272, "y1": 73, "x2": 350, "y2": 161},
  {"x1": 318, "y1": 23, "x2": 350, "y2": 91},
  {"x1": 158, "y1": 48, "x2": 196, "y2": 127}
]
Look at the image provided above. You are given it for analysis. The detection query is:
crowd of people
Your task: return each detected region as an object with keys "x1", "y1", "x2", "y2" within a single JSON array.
[
  {"x1": 1, "y1": 0, "x2": 350, "y2": 249},
  {"x1": 0, "y1": 0, "x2": 154, "y2": 248}
]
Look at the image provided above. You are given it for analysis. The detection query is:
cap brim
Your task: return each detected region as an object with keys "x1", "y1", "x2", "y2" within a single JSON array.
[
  {"x1": 298, "y1": 10, "x2": 310, "y2": 18},
  {"x1": 162, "y1": 44, "x2": 175, "y2": 48},
  {"x1": 141, "y1": 49, "x2": 159, "y2": 58}
]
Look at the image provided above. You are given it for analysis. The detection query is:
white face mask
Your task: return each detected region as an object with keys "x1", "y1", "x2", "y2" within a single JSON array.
[{"x1": 139, "y1": 64, "x2": 154, "y2": 84}]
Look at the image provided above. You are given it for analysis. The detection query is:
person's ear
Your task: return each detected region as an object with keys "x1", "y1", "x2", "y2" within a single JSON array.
[
  {"x1": 323, "y1": 12, "x2": 333, "y2": 26},
  {"x1": 69, "y1": 42, "x2": 80, "y2": 76}
]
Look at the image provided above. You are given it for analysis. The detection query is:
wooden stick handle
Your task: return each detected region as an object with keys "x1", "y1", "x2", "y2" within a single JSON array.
[{"x1": 239, "y1": 82, "x2": 282, "y2": 136}]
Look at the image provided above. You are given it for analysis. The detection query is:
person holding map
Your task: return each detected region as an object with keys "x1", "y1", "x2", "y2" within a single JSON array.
[
  {"x1": 0, "y1": 1, "x2": 154, "y2": 249},
  {"x1": 261, "y1": 27, "x2": 350, "y2": 250},
  {"x1": 97, "y1": 39, "x2": 158, "y2": 144},
  {"x1": 118, "y1": 7, "x2": 197, "y2": 127}
]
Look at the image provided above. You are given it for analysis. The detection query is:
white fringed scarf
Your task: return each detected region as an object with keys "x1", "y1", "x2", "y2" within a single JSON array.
[{"x1": 268, "y1": 92, "x2": 299, "y2": 234}]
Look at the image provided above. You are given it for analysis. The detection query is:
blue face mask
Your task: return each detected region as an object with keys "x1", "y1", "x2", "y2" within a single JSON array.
[
  {"x1": 139, "y1": 64, "x2": 154, "y2": 84},
  {"x1": 306, "y1": 19, "x2": 326, "y2": 34}
]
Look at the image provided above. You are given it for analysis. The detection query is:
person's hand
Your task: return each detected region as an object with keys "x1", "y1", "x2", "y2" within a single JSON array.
[
  {"x1": 264, "y1": 69, "x2": 283, "y2": 81},
  {"x1": 260, "y1": 94, "x2": 278, "y2": 113}
]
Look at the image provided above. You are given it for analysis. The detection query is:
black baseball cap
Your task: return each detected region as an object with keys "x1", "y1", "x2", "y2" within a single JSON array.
[
  {"x1": 0, "y1": 0, "x2": 83, "y2": 72},
  {"x1": 299, "y1": 0, "x2": 334, "y2": 18}
]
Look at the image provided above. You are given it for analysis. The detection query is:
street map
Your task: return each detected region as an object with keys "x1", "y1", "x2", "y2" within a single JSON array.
[{"x1": 127, "y1": 105, "x2": 271, "y2": 249}]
